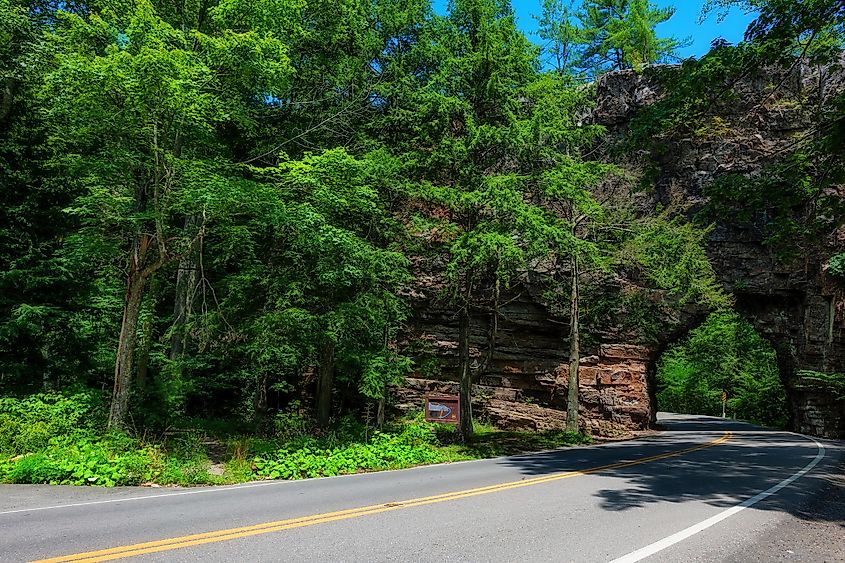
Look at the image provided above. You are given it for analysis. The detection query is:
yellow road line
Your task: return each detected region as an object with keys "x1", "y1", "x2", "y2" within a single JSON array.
[{"x1": 34, "y1": 431, "x2": 732, "y2": 563}]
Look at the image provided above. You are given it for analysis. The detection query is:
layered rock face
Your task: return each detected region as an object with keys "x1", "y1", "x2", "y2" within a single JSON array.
[
  {"x1": 595, "y1": 65, "x2": 845, "y2": 438},
  {"x1": 396, "y1": 299, "x2": 653, "y2": 436},
  {"x1": 398, "y1": 63, "x2": 845, "y2": 438}
]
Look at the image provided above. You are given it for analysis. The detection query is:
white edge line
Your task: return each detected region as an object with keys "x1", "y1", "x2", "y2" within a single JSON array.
[
  {"x1": 609, "y1": 436, "x2": 827, "y2": 563},
  {"x1": 0, "y1": 480, "x2": 290, "y2": 516},
  {"x1": 0, "y1": 449, "x2": 550, "y2": 516}
]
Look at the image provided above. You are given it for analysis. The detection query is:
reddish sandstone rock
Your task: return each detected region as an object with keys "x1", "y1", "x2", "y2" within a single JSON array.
[{"x1": 599, "y1": 344, "x2": 652, "y2": 361}]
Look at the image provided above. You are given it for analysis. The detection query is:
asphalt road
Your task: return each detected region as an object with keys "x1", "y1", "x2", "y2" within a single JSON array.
[{"x1": 1, "y1": 413, "x2": 843, "y2": 563}]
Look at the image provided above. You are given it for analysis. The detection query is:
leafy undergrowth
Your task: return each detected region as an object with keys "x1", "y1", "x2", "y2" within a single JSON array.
[
  {"x1": 245, "y1": 418, "x2": 591, "y2": 481},
  {"x1": 0, "y1": 394, "x2": 591, "y2": 487},
  {"x1": 0, "y1": 393, "x2": 232, "y2": 486},
  {"x1": 0, "y1": 432, "x2": 215, "y2": 487},
  {"x1": 253, "y1": 422, "x2": 449, "y2": 480}
]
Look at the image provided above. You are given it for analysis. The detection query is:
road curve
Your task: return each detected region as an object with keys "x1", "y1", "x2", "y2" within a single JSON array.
[{"x1": 1, "y1": 414, "x2": 842, "y2": 562}]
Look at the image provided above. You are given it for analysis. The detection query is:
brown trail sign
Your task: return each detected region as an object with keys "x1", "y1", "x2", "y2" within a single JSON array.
[{"x1": 425, "y1": 394, "x2": 460, "y2": 425}]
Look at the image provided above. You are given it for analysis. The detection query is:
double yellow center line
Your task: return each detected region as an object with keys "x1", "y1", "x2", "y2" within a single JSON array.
[{"x1": 36, "y1": 431, "x2": 732, "y2": 562}]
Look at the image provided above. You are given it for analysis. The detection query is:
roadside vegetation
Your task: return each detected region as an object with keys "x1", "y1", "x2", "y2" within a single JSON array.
[{"x1": 0, "y1": 393, "x2": 590, "y2": 486}]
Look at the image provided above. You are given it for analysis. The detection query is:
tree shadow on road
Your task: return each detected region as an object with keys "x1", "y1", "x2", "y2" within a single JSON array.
[{"x1": 494, "y1": 416, "x2": 845, "y2": 525}]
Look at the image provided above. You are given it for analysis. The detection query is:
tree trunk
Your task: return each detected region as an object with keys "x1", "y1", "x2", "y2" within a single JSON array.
[
  {"x1": 136, "y1": 278, "x2": 159, "y2": 390},
  {"x1": 316, "y1": 341, "x2": 335, "y2": 428},
  {"x1": 376, "y1": 397, "x2": 385, "y2": 429},
  {"x1": 170, "y1": 216, "x2": 199, "y2": 361},
  {"x1": 458, "y1": 304, "x2": 473, "y2": 441},
  {"x1": 40, "y1": 345, "x2": 52, "y2": 392},
  {"x1": 565, "y1": 255, "x2": 580, "y2": 433},
  {"x1": 482, "y1": 275, "x2": 500, "y2": 375},
  {"x1": 254, "y1": 373, "x2": 268, "y2": 427},
  {"x1": 109, "y1": 269, "x2": 146, "y2": 428}
]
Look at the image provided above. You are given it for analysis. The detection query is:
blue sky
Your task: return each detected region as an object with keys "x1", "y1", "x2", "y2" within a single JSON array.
[{"x1": 433, "y1": 1, "x2": 757, "y2": 60}]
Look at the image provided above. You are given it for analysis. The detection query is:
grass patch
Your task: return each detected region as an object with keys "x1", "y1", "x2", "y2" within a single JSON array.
[
  {"x1": 443, "y1": 429, "x2": 592, "y2": 459},
  {"x1": 430, "y1": 420, "x2": 592, "y2": 459}
]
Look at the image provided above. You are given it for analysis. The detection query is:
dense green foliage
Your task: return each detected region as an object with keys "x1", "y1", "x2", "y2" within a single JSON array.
[
  {"x1": 0, "y1": 391, "x2": 104, "y2": 455},
  {"x1": 0, "y1": 0, "x2": 420, "y2": 428},
  {"x1": 795, "y1": 370, "x2": 845, "y2": 401},
  {"x1": 0, "y1": 392, "x2": 215, "y2": 486},
  {"x1": 2, "y1": 0, "x2": 838, "y2": 485},
  {"x1": 656, "y1": 311, "x2": 788, "y2": 428},
  {"x1": 253, "y1": 421, "x2": 447, "y2": 479},
  {"x1": 537, "y1": 0, "x2": 689, "y2": 76}
]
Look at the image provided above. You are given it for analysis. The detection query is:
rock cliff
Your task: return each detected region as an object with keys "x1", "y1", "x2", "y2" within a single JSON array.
[{"x1": 397, "y1": 63, "x2": 845, "y2": 438}]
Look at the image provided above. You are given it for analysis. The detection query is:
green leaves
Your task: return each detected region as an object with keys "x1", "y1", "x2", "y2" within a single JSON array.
[
  {"x1": 437, "y1": 173, "x2": 561, "y2": 302},
  {"x1": 0, "y1": 392, "x2": 106, "y2": 456},
  {"x1": 358, "y1": 353, "x2": 413, "y2": 400},
  {"x1": 578, "y1": 0, "x2": 689, "y2": 74},
  {"x1": 540, "y1": 161, "x2": 612, "y2": 217},
  {"x1": 537, "y1": 0, "x2": 689, "y2": 77},
  {"x1": 199, "y1": 148, "x2": 411, "y2": 413},
  {"x1": 795, "y1": 370, "x2": 845, "y2": 401},
  {"x1": 253, "y1": 422, "x2": 444, "y2": 480},
  {"x1": 0, "y1": 0, "x2": 32, "y2": 86},
  {"x1": 827, "y1": 253, "x2": 845, "y2": 278},
  {"x1": 627, "y1": 218, "x2": 730, "y2": 308}
]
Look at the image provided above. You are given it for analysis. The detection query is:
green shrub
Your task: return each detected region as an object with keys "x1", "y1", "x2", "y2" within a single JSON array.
[
  {"x1": 274, "y1": 401, "x2": 310, "y2": 440},
  {"x1": 253, "y1": 421, "x2": 445, "y2": 480},
  {"x1": 5, "y1": 453, "x2": 68, "y2": 485},
  {"x1": 828, "y1": 253, "x2": 845, "y2": 278},
  {"x1": 1, "y1": 432, "x2": 157, "y2": 486},
  {"x1": 0, "y1": 391, "x2": 106, "y2": 455}
]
